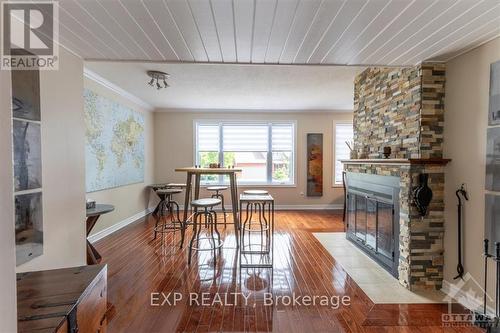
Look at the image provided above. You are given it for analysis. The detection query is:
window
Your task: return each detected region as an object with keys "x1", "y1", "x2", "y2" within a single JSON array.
[
  {"x1": 334, "y1": 123, "x2": 354, "y2": 185},
  {"x1": 195, "y1": 121, "x2": 295, "y2": 185}
]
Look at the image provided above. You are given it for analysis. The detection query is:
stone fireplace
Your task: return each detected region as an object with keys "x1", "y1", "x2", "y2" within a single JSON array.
[{"x1": 343, "y1": 63, "x2": 449, "y2": 291}]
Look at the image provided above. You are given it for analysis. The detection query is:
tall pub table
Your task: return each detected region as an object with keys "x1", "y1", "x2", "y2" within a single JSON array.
[
  {"x1": 175, "y1": 167, "x2": 241, "y2": 248},
  {"x1": 86, "y1": 204, "x2": 114, "y2": 264}
]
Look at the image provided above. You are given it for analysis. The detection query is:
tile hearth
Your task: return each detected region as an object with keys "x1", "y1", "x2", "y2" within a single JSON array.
[{"x1": 314, "y1": 232, "x2": 447, "y2": 304}]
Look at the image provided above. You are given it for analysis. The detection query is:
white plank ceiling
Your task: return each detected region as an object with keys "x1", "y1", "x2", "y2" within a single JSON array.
[{"x1": 58, "y1": 0, "x2": 500, "y2": 66}]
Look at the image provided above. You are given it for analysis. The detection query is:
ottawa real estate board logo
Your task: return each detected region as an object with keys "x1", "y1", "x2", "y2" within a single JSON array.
[{"x1": 1, "y1": 1, "x2": 59, "y2": 70}]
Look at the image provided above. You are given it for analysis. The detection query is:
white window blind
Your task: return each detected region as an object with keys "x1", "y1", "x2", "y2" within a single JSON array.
[
  {"x1": 197, "y1": 124, "x2": 219, "y2": 151},
  {"x1": 195, "y1": 121, "x2": 295, "y2": 185},
  {"x1": 272, "y1": 125, "x2": 293, "y2": 151},
  {"x1": 335, "y1": 123, "x2": 354, "y2": 185},
  {"x1": 223, "y1": 125, "x2": 268, "y2": 151}
]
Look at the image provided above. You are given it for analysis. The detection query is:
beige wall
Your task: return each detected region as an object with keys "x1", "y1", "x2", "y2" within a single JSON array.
[
  {"x1": 17, "y1": 47, "x2": 87, "y2": 272},
  {"x1": 443, "y1": 37, "x2": 500, "y2": 309},
  {"x1": 85, "y1": 78, "x2": 156, "y2": 235},
  {"x1": 0, "y1": 66, "x2": 17, "y2": 331},
  {"x1": 154, "y1": 111, "x2": 352, "y2": 207}
]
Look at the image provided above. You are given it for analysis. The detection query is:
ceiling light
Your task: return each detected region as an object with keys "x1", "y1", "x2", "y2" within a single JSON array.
[{"x1": 146, "y1": 70, "x2": 170, "y2": 90}]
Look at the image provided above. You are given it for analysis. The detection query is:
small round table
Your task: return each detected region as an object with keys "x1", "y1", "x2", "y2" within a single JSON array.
[{"x1": 86, "y1": 204, "x2": 114, "y2": 265}]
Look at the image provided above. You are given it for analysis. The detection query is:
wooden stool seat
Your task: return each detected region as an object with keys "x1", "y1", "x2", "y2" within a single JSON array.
[
  {"x1": 150, "y1": 183, "x2": 168, "y2": 190},
  {"x1": 188, "y1": 198, "x2": 223, "y2": 265},
  {"x1": 191, "y1": 198, "x2": 221, "y2": 208},
  {"x1": 243, "y1": 189, "x2": 268, "y2": 195},
  {"x1": 166, "y1": 183, "x2": 186, "y2": 188},
  {"x1": 157, "y1": 188, "x2": 183, "y2": 195},
  {"x1": 207, "y1": 186, "x2": 228, "y2": 191}
]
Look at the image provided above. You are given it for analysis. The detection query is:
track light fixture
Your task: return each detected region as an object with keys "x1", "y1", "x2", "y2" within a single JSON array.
[{"x1": 146, "y1": 70, "x2": 170, "y2": 90}]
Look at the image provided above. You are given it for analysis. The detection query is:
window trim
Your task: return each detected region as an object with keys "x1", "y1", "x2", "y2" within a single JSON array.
[
  {"x1": 193, "y1": 119, "x2": 297, "y2": 186},
  {"x1": 332, "y1": 121, "x2": 354, "y2": 187}
]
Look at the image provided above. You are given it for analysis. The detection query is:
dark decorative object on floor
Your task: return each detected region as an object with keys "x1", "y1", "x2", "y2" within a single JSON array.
[
  {"x1": 383, "y1": 146, "x2": 391, "y2": 158},
  {"x1": 454, "y1": 184, "x2": 468, "y2": 280},
  {"x1": 413, "y1": 173, "x2": 433, "y2": 217}
]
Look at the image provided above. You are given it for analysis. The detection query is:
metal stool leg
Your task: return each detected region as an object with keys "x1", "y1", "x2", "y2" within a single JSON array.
[
  {"x1": 188, "y1": 212, "x2": 199, "y2": 265},
  {"x1": 211, "y1": 191, "x2": 227, "y2": 227},
  {"x1": 211, "y1": 210, "x2": 221, "y2": 252},
  {"x1": 208, "y1": 209, "x2": 216, "y2": 266},
  {"x1": 153, "y1": 193, "x2": 169, "y2": 240},
  {"x1": 219, "y1": 191, "x2": 227, "y2": 227}
]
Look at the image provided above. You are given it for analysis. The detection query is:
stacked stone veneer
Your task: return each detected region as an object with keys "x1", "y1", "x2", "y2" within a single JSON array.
[
  {"x1": 354, "y1": 63, "x2": 445, "y2": 159},
  {"x1": 347, "y1": 63, "x2": 447, "y2": 291}
]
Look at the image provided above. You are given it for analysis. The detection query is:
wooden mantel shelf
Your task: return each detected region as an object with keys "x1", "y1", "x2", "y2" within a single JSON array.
[{"x1": 340, "y1": 158, "x2": 451, "y2": 166}]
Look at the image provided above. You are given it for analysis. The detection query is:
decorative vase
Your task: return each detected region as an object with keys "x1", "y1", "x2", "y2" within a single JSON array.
[
  {"x1": 383, "y1": 146, "x2": 391, "y2": 159},
  {"x1": 413, "y1": 173, "x2": 433, "y2": 217},
  {"x1": 350, "y1": 150, "x2": 358, "y2": 159}
]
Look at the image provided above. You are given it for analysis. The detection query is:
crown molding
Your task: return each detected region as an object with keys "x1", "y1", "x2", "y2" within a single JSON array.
[{"x1": 83, "y1": 67, "x2": 154, "y2": 111}]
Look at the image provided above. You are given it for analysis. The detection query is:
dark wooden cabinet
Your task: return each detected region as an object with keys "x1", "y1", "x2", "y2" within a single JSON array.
[{"x1": 17, "y1": 264, "x2": 107, "y2": 333}]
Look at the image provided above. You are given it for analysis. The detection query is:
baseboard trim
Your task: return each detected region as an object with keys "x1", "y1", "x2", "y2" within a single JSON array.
[
  {"x1": 177, "y1": 204, "x2": 343, "y2": 211},
  {"x1": 88, "y1": 204, "x2": 342, "y2": 243},
  {"x1": 88, "y1": 207, "x2": 154, "y2": 244},
  {"x1": 275, "y1": 204, "x2": 343, "y2": 210}
]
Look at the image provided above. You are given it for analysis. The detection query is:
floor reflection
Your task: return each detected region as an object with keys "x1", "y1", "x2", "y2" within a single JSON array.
[{"x1": 98, "y1": 211, "x2": 461, "y2": 332}]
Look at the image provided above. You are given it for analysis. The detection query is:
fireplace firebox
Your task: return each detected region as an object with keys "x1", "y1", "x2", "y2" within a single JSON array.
[{"x1": 345, "y1": 172, "x2": 400, "y2": 277}]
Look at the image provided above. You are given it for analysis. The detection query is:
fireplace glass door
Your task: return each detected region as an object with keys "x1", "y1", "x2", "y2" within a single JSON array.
[
  {"x1": 346, "y1": 190, "x2": 397, "y2": 275},
  {"x1": 345, "y1": 172, "x2": 399, "y2": 277},
  {"x1": 377, "y1": 201, "x2": 394, "y2": 260},
  {"x1": 355, "y1": 195, "x2": 366, "y2": 241},
  {"x1": 347, "y1": 194, "x2": 356, "y2": 235},
  {"x1": 366, "y1": 199, "x2": 377, "y2": 249}
]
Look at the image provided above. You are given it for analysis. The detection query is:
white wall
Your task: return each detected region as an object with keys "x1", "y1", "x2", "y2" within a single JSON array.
[
  {"x1": 16, "y1": 47, "x2": 87, "y2": 272},
  {"x1": 0, "y1": 64, "x2": 17, "y2": 332},
  {"x1": 154, "y1": 110, "x2": 352, "y2": 208},
  {"x1": 443, "y1": 37, "x2": 500, "y2": 310},
  {"x1": 84, "y1": 77, "x2": 156, "y2": 235}
]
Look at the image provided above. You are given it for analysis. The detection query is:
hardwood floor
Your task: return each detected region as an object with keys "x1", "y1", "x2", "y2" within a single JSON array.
[{"x1": 95, "y1": 210, "x2": 481, "y2": 332}]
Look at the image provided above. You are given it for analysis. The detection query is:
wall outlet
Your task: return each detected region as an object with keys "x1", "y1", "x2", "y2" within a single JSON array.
[{"x1": 300, "y1": 192, "x2": 304, "y2": 196}]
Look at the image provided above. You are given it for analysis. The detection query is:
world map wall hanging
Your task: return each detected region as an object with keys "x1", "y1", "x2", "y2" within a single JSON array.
[{"x1": 84, "y1": 89, "x2": 145, "y2": 193}]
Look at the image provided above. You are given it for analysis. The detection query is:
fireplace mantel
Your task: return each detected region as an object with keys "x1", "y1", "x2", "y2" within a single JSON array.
[{"x1": 341, "y1": 158, "x2": 451, "y2": 166}]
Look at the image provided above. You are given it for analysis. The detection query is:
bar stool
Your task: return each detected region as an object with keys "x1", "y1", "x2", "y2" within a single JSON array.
[
  {"x1": 207, "y1": 186, "x2": 228, "y2": 226},
  {"x1": 153, "y1": 188, "x2": 182, "y2": 240},
  {"x1": 242, "y1": 190, "x2": 268, "y2": 219},
  {"x1": 239, "y1": 193, "x2": 274, "y2": 269},
  {"x1": 188, "y1": 198, "x2": 223, "y2": 265}
]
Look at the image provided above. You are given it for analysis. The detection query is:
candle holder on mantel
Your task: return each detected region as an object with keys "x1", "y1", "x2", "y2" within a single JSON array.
[{"x1": 383, "y1": 146, "x2": 392, "y2": 159}]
